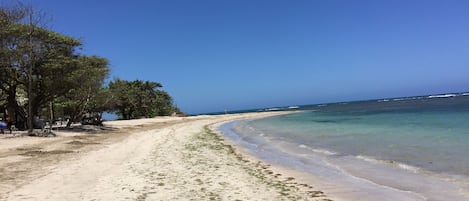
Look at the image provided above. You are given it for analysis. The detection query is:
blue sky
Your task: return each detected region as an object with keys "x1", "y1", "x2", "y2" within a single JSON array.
[{"x1": 16, "y1": 0, "x2": 469, "y2": 114}]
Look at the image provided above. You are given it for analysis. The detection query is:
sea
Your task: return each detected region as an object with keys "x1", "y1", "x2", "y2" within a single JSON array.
[{"x1": 220, "y1": 92, "x2": 469, "y2": 201}]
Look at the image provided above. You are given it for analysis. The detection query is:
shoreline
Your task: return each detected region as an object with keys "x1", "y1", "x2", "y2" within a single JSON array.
[
  {"x1": 210, "y1": 114, "x2": 337, "y2": 199},
  {"x1": 0, "y1": 112, "x2": 331, "y2": 201},
  {"x1": 219, "y1": 113, "x2": 469, "y2": 201}
]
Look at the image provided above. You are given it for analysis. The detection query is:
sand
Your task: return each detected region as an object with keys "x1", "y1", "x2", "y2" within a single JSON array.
[{"x1": 0, "y1": 112, "x2": 331, "y2": 201}]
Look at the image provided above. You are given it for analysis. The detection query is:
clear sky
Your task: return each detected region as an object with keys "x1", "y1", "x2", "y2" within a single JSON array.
[{"x1": 11, "y1": 0, "x2": 469, "y2": 114}]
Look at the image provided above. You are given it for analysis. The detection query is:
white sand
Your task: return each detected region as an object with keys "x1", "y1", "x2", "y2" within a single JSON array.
[{"x1": 0, "y1": 112, "x2": 329, "y2": 201}]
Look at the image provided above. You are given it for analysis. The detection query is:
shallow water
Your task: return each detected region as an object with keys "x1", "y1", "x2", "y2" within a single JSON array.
[{"x1": 220, "y1": 93, "x2": 469, "y2": 201}]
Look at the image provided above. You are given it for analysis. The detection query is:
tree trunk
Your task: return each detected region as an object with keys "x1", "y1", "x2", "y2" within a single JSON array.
[
  {"x1": 27, "y1": 12, "x2": 34, "y2": 134},
  {"x1": 49, "y1": 101, "x2": 54, "y2": 132},
  {"x1": 6, "y1": 86, "x2": 17, "y2": 123},
  {"x1": 5, "y1": 84, "x2": 28, "y2": 130}
]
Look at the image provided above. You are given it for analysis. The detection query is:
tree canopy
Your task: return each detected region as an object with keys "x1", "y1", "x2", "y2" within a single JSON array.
[
  {"x1": 108, "y1": 79, "x2": 177, "y2": 119},
  {"x1": 0, "y1": 4, "x2": 182, "y2": 130}
]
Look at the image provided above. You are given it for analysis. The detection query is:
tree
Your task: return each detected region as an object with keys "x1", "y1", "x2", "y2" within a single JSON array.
[
  {"x1": 1, "y1": 3, "x2": 183, "y2": 129},
  {"x1": 108, "y1": 79, "x2": 178, "y2": 119},
  {"x1": 54, "y1": 56, "x2": 110, "y2": 127},
  {"x1": 0, "y1": 3, "x2": 110, "y2": 129},
  {"x1": 27, "y1": 27, "x2": 81, "y2": 116},
  {"x1": 0, "y1": 4, "x2": 28, "y2": 128},
  {"x1": 1, "y1": 23, "x2": 82, "y2": 129}
]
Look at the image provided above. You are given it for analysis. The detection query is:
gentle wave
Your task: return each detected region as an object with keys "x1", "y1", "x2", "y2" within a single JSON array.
[
  {"x1": 356, "y1": 155, "x2": 420, "y2": 173},
  {"x1": 298, "y1": 144, "x2": 338, "y2": 155},
  {"x1": 377, "y1": 92, "x2": 468, "y2": 103},
  {"x1": 298, "y1": 145, "x2": 422, "y2": 173},
  {"x1": 428, "y1": 94, "x2": 458, "y2": 98}
]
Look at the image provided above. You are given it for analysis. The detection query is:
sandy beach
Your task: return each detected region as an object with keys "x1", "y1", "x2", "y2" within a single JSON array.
[{"x1": 0, "y1": 112, "x2": 331, "y2": 201}]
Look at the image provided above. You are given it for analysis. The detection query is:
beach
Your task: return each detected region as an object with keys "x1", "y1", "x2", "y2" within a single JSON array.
[{"x1": 0, "y1": 112, "x2": 329, "y2": 201}]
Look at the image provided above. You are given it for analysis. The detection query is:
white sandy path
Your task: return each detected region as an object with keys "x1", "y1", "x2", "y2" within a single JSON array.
[{"x1": 6, "y1": 113, "x2": 322, "y2": 201}]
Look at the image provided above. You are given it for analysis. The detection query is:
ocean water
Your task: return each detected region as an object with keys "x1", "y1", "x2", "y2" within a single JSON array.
[{"x1": 220, "y1": 93, "x2": 469, "y2": 201}]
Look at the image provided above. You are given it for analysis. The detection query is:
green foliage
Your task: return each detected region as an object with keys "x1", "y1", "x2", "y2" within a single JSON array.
[
  {"x1": 0, "y1": 4, "x2": 182, "y2": 128},
  {"x1": 108, "y1": 79, "x2": 178, "y2": 119},
  {"x1": 54, "y1": 56, "x2": 110, "y2": 123}
]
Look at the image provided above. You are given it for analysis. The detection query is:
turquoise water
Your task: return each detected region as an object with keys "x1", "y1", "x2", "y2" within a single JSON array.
[{"x1": 220, "y1": 93, "x2": 469, "y2": 201}]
